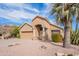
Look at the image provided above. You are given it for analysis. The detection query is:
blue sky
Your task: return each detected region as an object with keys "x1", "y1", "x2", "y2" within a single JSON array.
[
  {"x1": 0, "y1": 3, "x2": 54, "y2": 25},
  {"x1": 0, "y1": 3, "x2": 78, "y2": 30}
]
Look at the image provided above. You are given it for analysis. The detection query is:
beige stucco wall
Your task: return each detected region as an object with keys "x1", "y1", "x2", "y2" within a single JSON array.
[
  {"x1": 32, "y1": 17, "x2": 52, "y2": 40},
  {"x1": 32, "y1": 17, "x2": 64, "y2": 40},
  {"x1": 32, "y1": 17, "x2": 51, "y2": 29},
  {"x1": 20, "y1": 24, "x2": 32, "y2": 31},
  {"x1": 20, "y1": 31, "x2": 33, "y2": 39},
  {"x1": 20, "y1": 24, "x2": 33, "y2": 39},
  {"x1": 19, "y1": 16, "x2": 64, "y2": 40},
  {"x1": 50, "y1": 25, "x2": 64, "y2": 37}
]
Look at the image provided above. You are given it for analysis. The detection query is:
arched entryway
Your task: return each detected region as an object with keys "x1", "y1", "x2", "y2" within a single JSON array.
[
  {"x1": 35, "y1": 24, "x2": 42, "y2": 40},
  {"x1": 35, "y1": 24, "x2": 48, "y2": 40},
  {"x1": 0, "y1": 34, "x2": 2, "y2": 39}
]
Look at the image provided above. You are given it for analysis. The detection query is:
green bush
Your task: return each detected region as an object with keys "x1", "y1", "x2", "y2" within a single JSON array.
[
  {"x1": 51, "y1": 33, "x2": 63, "y2": 43},
  {"x1": 10, "y1": 26, "x2": 20, "y2": 38},
  {"x1": 71, "y1": 30, "x2": 79, "y2": 45}
]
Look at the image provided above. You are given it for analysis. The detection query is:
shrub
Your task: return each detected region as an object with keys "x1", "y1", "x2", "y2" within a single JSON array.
[
  {"x1": 51, "y1": 33, "x2": 63, "y2": 43},
  {"x1": 71, "y1": 30, "x2": 79, "y2": 45},
  {"x1": 10, "y1": 26, "x2": 20, "y2": 38},
  {"x1": 67, "y1": 54, "x2": 73, "y2": 56}
]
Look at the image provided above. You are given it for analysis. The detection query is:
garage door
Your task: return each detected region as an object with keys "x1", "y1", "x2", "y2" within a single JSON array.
[{"x1": 20, "y1": 31, "x2": 33, "y2": 39}]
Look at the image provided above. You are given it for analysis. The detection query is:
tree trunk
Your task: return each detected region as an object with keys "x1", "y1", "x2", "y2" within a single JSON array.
[{"x1": 63, "y1": 21, "x2": 71, "y2": 48}]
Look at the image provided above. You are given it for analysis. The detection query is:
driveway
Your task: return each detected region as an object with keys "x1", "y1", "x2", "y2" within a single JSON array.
[{"x1": 0, "y1": 38, "x2": 79, "y2": 56}]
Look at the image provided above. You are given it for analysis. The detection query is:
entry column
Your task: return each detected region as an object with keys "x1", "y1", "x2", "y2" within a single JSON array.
[
  {"x1": 42, "y1": 25, "x2": 46, "y2": 41},
  {"x1": 2, "y1": 34, "x2": 4, "y2": 40},
  {"x1": 33, "y1": 26, "x2": 36, "y2": 40}
]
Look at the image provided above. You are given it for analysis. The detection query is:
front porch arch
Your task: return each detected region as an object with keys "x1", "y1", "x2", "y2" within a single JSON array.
[{"x1": 33, "y1": 24, "x2": 48, "y2": 41}]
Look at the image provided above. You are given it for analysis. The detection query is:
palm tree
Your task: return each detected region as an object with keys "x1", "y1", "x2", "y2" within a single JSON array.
[{"x1": 51, "y1": 3, "x2": 77, "y2": 48}]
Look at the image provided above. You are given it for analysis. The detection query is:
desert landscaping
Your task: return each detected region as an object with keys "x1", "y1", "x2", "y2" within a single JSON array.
[{"x1": 0, "y1": 38, "x2": 79, "y2": 56}]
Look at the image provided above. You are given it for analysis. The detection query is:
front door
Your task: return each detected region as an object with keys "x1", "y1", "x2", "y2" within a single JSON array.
[{"x1": 35, "y1": 24, "x2": 43, "y2": 40}]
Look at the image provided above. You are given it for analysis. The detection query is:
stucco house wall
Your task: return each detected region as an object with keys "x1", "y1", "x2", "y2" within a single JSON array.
[
  {"x1": 32, "y1": 16, "x2": 64, "y2": 40},
  {"x1": 20, "y1": 23, "x2": 33, "y2": 39},
  {"x1": 32, "y1": 16, "x2": 51, "y2": 29},
  {"x1": 50, "y1": 25, "x2": 64, "y2": 37},
  {"x1": 19, "y1": 16, "x2": 64, "y2": 40},
  {"x1": 32, "y1": 16, "x2": 51, "y2": 39}
]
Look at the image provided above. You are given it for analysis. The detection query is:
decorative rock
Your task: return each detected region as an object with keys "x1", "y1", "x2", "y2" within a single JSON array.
[
  {"x1": 8, "y1": 43, "x2": 20, "y2": 47},
  {"x1": 41, "y1": 45, "x2": 47, "y2": 49},
  {"x1": 8, "y1": 44, "x2": 14, "y2": 47},
  {"x1": 55, "y1": 52, "x2": 74, "y2": 56},
  {"x1": 55, "y1": 52, "x2": 66, "y2": 56},
  {"x1": 67, "y1": 54, "x2": 73, "y2": 56}
]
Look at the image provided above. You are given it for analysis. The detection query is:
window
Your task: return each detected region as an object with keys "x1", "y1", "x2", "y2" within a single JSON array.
[
  {"x1": 21, "y1": 31, "x2": 33, "y2": 33},
  {"x1": 0, "y1": 34, "x2": 2, "y2": 36},
  {"x1": 51, "y1": 30, "x2": 60, "y2": 34}
]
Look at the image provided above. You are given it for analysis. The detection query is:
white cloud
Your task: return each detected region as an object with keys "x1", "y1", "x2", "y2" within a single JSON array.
[
  {"x1": 5, "y1": 3, "x2": 23, "y2": 6},
  {"x1": 0, "y1": 3, "x2": 52, "y2": 25},
  {"x1": 4, "y1": 3, "x2": 23, "y2": 9},
  {"x1": 4, "y1": 3, "x2": 40, "y2": 13},
  {"x1": 32, "y1": 8, "x2": 40, "y2": 13},
  {"x1": 0, "y1": 3, "x2": 39, "y2": 24},
  {"x1": 7, "y1": 10, "x2": 38, "y2": 20},
  {"x1": 49, "y1": 19, "x2": 56, "y2": 24},
  {"x1": 23, "y1": 6, "x2": 40, "y2": 13}
]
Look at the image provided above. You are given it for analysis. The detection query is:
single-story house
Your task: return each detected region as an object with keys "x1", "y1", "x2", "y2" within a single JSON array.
[{"x1": 19, "y1": 16, "x2": 64, "y2": 41}]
